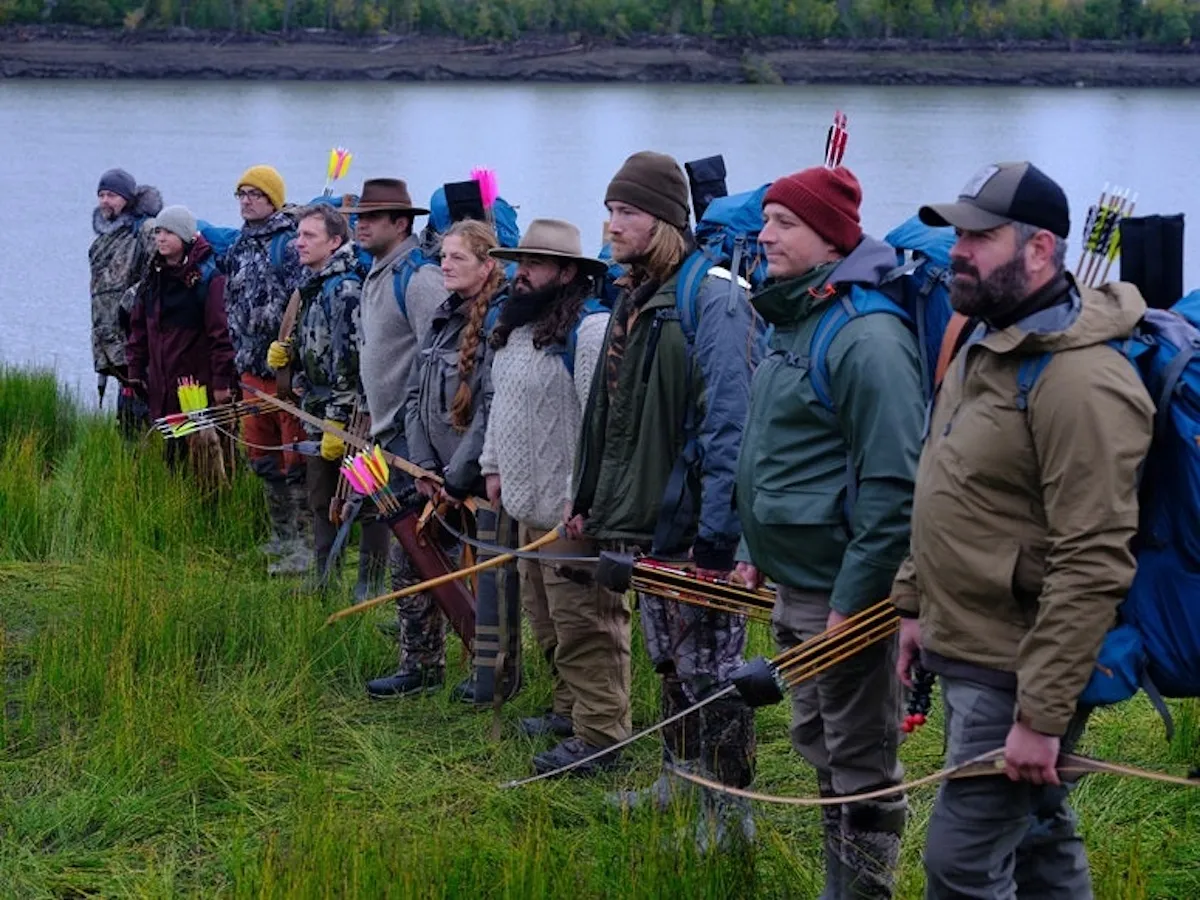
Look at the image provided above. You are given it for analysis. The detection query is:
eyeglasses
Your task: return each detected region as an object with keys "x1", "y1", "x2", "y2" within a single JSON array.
[{"x1": 235, "y1": 188, "x2": 267, "y2": 201}]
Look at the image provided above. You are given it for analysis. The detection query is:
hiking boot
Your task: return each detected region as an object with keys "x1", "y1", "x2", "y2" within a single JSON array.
[
  {"x1": 260, "y1": 477, "x2": 296, "y2": 556},
  {"x1": 353, "y1": 552, "x2": 389, "y2": 604},
  {"x1": 268, "y1": 542, "x2": 314, "y2": 577},
  {"x1": 365, "y1": 666, "x2": 444, "y2": 700},
  {"x1": 519, "y1": 711, "x2": 574, "y2": 738},
  {"x1": 450, "y1": 669, "x2": 523, "y2": 705},
  {"x1": 531, "y1": 737, "x2": 620, "y2": 777}
]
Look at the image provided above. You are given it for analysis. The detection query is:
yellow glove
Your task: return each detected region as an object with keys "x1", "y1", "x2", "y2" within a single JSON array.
[
  {"x1": 266, "y1": 339, "x2": 292, "y2": 371},
  {"x1": 320, "y1": 420, "x2": 347, "y2": 461}
]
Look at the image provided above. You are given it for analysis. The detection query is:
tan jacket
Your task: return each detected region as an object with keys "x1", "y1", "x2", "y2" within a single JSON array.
[{"x1": 892, "y1": 281, "x2": 1154, "y2": 736}]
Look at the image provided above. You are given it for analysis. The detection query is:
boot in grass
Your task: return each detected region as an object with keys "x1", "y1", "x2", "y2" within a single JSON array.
[
  {"x1": 268, "y1": 482, "x2": 314, "y2": 577},
  {"x1": 366, "y1": 665, "x2": 445, "y2": 699},
  {"x1": 353, "y1": 550, "x2": 389, "y2": 605},
  {"x1": 259, "y1": 477, "x2": 296, "y2": 557}
]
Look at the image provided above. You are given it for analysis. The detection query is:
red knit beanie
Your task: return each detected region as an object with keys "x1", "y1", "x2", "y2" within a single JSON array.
[{"x1": 763, "y1": 166, "x2": 863, "y2": 255}]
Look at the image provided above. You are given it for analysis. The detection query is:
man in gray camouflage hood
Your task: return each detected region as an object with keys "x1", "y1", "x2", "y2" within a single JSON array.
[{"x1": 89, "y1": 167, "x2": 162, "y2": 430}]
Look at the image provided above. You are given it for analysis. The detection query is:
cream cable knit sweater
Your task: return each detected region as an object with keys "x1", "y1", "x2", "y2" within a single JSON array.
[{"x1": 479, "y1": 313, "x2": 609, "y2": 530}]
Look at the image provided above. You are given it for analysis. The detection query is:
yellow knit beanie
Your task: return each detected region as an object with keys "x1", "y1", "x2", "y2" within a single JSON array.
[{"x1": 236, "y1": 165, "x2": 286, "y2": 210}]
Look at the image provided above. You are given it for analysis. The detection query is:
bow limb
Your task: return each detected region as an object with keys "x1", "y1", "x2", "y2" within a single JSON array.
[
  {"x1": 432, "y1": 510, "x2": 601, "y2": 563},
  {"x1": 666, "y1": 751, "x2": 1200, "y2": 807},
  {"x1": 323, "y1": 525, "x2": 562, "y2": 626}
]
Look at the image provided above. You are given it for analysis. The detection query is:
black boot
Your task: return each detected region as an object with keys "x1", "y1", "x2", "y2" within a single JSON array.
[
  {"x1": 532, "y1": 737, "x2": 620, "y2": 777},
  {"x1": 519, "y1": 710, "x2": 573, "y2": 737},
  {"x1": 365, "y1": 665, "x2": 445, "y2": 700}
]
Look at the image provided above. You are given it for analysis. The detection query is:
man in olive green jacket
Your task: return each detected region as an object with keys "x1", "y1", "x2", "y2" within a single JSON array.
[
  {"x1": 734, "y1": 166, "x2": 925, "y2": 899},
  {"x1": 561, "y1": 151, "x2": 762, "y2": 851},
  {"x1": 894, "y1": 162, "x2": 1154, "y2": 899}
]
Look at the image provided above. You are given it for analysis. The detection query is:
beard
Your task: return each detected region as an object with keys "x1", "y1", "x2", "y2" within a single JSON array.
[
  {"x1": 499, "y1": 281, "x2": 565, "y2": 331},
  {"x1": 949, "y1": 253, "x2": 1030, "y2": 321}
]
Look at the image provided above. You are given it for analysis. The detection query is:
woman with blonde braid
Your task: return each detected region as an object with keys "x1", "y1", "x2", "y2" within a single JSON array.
[{"x1": 376, "y1": 219, "x2": 513, "y2": 699}]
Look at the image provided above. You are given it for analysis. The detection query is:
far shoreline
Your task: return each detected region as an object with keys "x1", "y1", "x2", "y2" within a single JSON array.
[{"x1": 3, "y1": 28, "x2": 1200, "y2": 87}]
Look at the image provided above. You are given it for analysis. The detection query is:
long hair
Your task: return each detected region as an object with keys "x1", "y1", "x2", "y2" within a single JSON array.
[
  {"x1": 490, "y1": 272, "x2": 596, "y2": 351},
  {"x1": 629, "y1": 220, "x2": 692, "y2": 287},
  {"x1": 445, "y1": 219, "x2": 503, "y2": 431}
]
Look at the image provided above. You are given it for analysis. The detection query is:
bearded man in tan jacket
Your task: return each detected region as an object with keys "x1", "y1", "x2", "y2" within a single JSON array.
[{"x1": 893, "y1": 162, "x2": 1153, "y2": 900}]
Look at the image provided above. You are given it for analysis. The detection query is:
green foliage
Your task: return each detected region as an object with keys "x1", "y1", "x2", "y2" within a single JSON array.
[
  {"x1": 4, "y1": 0, "x2": 1200, "y2": 42},
  {"x1": 0, "y1": 366, "x2": 1199, "y2": 897}
]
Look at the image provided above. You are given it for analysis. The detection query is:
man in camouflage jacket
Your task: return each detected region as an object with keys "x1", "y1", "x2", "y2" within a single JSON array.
[
  {"x1": 222, "y1": 165, "x2": 311, "y2": 575},
  {"x1": 267, "y1": 205, "x2": 378, "y2": 582},
  {"x1": 89, "y1": 167, "x2": 162, "y2": 432}
]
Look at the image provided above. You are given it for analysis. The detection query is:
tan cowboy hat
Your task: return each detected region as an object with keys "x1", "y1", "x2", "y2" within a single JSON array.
[
  {"x1": 341, "y1": 178, "x2": 430, "y2": 216},
  {"x1": 489, "y1": 218, "x2": 609, "y2": 277}
]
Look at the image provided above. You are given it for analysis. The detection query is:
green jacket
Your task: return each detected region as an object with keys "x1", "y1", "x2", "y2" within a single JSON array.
[
  {"x1": 572, "y1": 268, "x2": 761, "y2": 554},
  {"x1": 735, "y1": 239, "x2": 925, "y2": 615}
]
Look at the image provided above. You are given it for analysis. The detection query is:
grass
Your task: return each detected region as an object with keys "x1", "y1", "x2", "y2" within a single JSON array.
[{"x1": 0, "y1": 367, "x2": 1197, "y2": 899}]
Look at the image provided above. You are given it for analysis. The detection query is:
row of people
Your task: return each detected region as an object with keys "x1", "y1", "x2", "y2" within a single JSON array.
[{"x1": 88, "y1": 154, "x2": 1151, "y2": 898}]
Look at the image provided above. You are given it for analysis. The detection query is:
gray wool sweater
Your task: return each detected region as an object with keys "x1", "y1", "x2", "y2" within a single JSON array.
[
  {"x1": 479, "y1": 313, "x2": 608, "y2": 530},
  {"x1": 359, "y1": 236, "x2": 447, "y2": 439}
]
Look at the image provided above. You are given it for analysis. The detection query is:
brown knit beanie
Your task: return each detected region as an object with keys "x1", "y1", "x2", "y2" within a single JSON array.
[
  {"x1": 605, "y1": 151, "x2": 690, "y2": 230},
  {"x1": 763, "y1": 166, "x2": 864, "y2": 255}
]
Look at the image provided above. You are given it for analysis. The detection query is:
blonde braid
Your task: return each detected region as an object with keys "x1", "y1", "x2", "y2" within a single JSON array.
[{"x1": 447, "y1": 220, "x2": 503, "y2": 431}]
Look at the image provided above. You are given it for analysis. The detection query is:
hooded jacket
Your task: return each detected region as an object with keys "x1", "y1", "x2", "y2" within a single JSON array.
[
  {"x1": 125, "y1": 234, "x2": 235, "y2": 421},
  {"x1": 294, "y1": 243, "x2": 364, "y2": 427},
  {"x1": 734, "y1": 237, "x2": 925, "y2": 614},
  {"x1": 892, "y1": 280, "x2": 1154, "y2": 737}
]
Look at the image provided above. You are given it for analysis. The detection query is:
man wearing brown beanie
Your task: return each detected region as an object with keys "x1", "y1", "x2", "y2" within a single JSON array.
[
  {"x1": 560, "y1": 151, "x2": 762, "y2": 851},
  {"x1": 734, "y1": 166, "x2": 925, "y2": 898}
]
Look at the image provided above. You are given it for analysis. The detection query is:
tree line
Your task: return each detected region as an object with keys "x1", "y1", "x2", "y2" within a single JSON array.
[{"x1": 6, "y1": 0, "x2": 1199, "y2": 46}]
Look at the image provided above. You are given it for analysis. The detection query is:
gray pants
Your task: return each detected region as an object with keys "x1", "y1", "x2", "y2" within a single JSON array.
[
  {"x1": 774, "y1": 586, "x2": 905, "y2": 899},
  {"x1": 925, "y1": 676, "x2": 1093, "y2": 900}
]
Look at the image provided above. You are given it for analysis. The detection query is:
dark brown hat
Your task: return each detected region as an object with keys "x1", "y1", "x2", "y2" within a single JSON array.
[
  {"x1": 342, "y1": 178, "x2": 430, "y2": 216},
  {"x1": 605, "y1": 151, "x2": 690, "y2": 230}
]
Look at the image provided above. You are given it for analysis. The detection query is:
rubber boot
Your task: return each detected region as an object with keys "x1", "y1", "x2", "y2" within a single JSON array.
[
  {"x1": 608, "y1": 674, "x2": 700, "y2": 812},
  {"x1": 693, "y1": 694, "x2": 757, "y2": 853},
  {"x1": 259, "y1": 476, "x2": 295, "y2": 557},
  {"x1": 268, "y1": 480, "x2": 314, "y2": 576},
  {"x1": 839, "y1": 796, "x2": 905, "y2": 899}
]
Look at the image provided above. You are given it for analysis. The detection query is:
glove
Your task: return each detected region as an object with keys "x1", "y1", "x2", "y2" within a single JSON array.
[
  {"x1": 266, "y1": 340, "x2": 292, "y2": 371},
  {"x1": 319, "y1": 420, "x2": 346, "y2": 461}
]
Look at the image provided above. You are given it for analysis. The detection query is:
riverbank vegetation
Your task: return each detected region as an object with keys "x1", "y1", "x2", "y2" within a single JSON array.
[
  {"x1": 2, "y1": 0, "x2": 1200, "y2": 46},
  {"x1": 0, "y1": 366, "x2": 1197, "y2": 897}
]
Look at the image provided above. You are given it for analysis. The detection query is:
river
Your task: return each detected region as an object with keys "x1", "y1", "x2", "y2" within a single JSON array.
[{"x1": 2, "y1": 79, "x2": 1197, "y2": 401}]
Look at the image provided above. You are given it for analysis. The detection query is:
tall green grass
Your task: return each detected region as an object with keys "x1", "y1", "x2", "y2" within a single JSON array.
[{"x1": 0, "y1": 368, "x2": 1196, "y2": 899}]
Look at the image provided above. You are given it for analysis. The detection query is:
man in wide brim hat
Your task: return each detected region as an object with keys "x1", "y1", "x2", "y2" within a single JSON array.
[
  {"x1": 342, "y1": 177, "x2": 430, "y2": 217},
  {"x1": 488, "y1": 218, "x2": 609, "y2": 278}
]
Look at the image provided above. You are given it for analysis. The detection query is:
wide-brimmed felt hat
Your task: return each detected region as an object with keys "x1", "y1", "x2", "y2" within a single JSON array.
[
  {"x1": 342, "y1": 178, "x2": 429, "y2": 216},
  {"x1": 489, "y1": 218, "x2": 609, "y2": 277}
]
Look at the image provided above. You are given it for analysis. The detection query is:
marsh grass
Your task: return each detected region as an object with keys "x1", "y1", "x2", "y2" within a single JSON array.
[{"x1": 0, "y1": 368, "x2": 1196, "y2": 899}]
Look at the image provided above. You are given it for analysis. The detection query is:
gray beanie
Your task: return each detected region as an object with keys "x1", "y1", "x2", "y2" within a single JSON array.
[
  {"x1": 151, "y1": 205, "x2": 197, "y2": 244},
  {"x1": 97, "y1": 168, "x2": 137, "y2": 203}
]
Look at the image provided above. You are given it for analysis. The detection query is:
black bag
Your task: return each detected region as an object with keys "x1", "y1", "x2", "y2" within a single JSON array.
[
  {"x1": 684, "y1": 155, "x2": 728, "y2": 223},
  {"x1": 1121, "y1": 214, "x2": 1185, "y2": 310},
  {"x1": 443, "y1": 180, "x2": 486, "y2": 225}
]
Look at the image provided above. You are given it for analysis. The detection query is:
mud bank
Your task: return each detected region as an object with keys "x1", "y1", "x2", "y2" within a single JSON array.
[{"x1": 3, "y1": 29, "x2": 1200, "y2": 86}]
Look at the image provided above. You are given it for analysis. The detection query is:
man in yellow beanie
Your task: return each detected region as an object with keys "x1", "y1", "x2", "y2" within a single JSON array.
[{"x1": 223, "y1": 164, "x2": 312, "y2": 576}]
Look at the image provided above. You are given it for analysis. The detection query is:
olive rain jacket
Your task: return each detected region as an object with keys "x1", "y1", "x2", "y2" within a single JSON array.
[{"x1": 892, "y1": 280, "x2": 1154, "y2": 737}]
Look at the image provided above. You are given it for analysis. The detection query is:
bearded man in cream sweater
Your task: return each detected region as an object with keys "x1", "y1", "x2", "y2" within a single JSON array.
[{"x1": 481, "y1": 220, "x2": 631, "y2": 772}]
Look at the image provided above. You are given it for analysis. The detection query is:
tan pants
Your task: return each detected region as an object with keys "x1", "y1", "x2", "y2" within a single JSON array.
[{"x1": 518, "y1": 523, "x2": 632, "y2": 747}]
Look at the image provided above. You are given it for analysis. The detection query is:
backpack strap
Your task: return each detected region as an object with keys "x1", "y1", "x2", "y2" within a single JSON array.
[
  {"x1": 267, "y1": 231, "x2": 292, "y2": 273},
  {"x1": 651, "y1": 303, "x2": 698, "y2": 556},
  {"x1": 934, "y1": 313, "x2": 973, "y2": 388},
  {"x1": 560, "y1": 298, "x2": 610, "y2": 378},
  {"x1": 674, "y1": 252, "x2": 712, "y2": 346},
  {"x1": 810, "y1": 287, "x2": 912, "y2": 414},
  {"x1": 392, "y1": 255, "x2": 419, "y2": 320},
  {"x1": 1015, "y1": 353, "x2": 1054, "y2": 411}
]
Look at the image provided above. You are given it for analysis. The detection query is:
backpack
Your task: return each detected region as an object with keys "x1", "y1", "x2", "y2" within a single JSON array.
[
  {"x1": 808, "y1": 216, "x2": 955, "y2": 413},
  {"x1": 554, "y1": 298, "x2": 610, "y2": 377},
  {"x1": 1009, "y1": 290, "x2": 1200, "y2": 738},
  {"x1": 198, "y1": 220, "x2": 292, "y2": 276}
]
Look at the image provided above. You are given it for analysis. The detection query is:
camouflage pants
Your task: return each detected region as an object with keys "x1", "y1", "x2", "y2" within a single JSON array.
[
  {"x1": 774, "y1": 586, "x2": 905, "y2": 900},
  {"x1": 638, "y1": 589, "x2": 755, "y2": 787}
]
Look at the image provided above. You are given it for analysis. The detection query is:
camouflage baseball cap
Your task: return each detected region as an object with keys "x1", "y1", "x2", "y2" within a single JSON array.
[{"x1": 919, "y1": 162, "x2": 1070, "y2": 239}]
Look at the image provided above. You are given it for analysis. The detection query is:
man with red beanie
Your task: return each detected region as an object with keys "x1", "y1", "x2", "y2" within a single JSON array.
[{"x1": 734, "y1": 166, "x2": 925, "y2": 898}]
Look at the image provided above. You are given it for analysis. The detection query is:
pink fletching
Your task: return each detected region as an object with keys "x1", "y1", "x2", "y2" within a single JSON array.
[
  {"x1": 341, "y1": 463, "x2": 368, "y2": 495},
  {"x1": 351, "y1": 457, "x2": 377, "y2": 493},
  {"x1": 471, "y1": 167, "x2": 499, "y2": 209}
]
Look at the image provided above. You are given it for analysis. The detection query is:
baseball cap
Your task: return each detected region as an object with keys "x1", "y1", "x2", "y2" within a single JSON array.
[{"x1": 919, "y1": 162, "x2": 1070, "y2": 239}]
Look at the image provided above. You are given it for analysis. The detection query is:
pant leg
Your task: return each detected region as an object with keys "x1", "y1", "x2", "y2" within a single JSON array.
[
  {"x1": 240, "y1": 373, "x2": 286, "y2": 479},
  {"x1": 519, "y1": 522, "x2": 573, "y2": 717},
  {"x1": 306, "y1": 456, "x2": 339, "y2": 563},
  {"x1": 543, "y1": 534, "x2": 631, "y2": 747},
  {"x1": 924, "y1": 677, "x2": 1093, "y2": 900},
  {"x1": 775, "y1": 586, "x2": 905, "y2": 900}
]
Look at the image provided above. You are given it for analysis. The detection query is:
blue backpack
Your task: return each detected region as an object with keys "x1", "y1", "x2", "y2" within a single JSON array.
[
  {"x1": 198, "y1": 220, "x2": 292, "y2": 276},
  {"x1": 555, "y1": 299, "x2": 611, "y2": 377},
  {"x1": 1012, "y1": 291, "x2": 1200, "y2": 738},
  {"x1": 808, "y1": 216, "x2": 955, "y2": 413}
]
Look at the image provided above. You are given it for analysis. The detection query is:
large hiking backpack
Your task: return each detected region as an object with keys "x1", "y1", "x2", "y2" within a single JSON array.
[
  {"x1": 1011, "y1": 290, "x2": 1200, "y2": 736},
  {"x1": 198, "y1": 221, "x2": 292, "y2": 276},
  {"x1": 554, "y1": 298, "x2": 611, "y2": 378}
]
